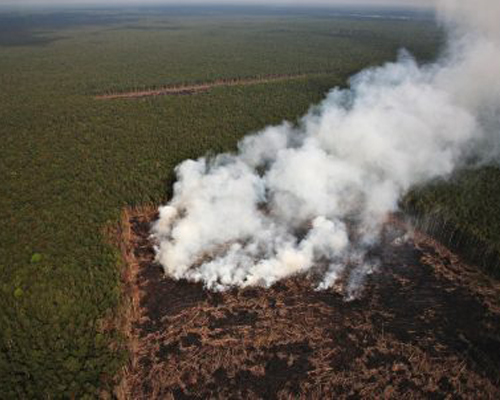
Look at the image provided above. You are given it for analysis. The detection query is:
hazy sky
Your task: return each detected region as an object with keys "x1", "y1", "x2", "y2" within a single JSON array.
[{"x1": 3, "y1": 0, "x2": 435, "y2": 8}]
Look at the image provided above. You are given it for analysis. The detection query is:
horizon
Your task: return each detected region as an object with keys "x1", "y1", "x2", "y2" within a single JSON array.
[{"x1": 0, "y1": 0, "x2": 435, "y2": 11}]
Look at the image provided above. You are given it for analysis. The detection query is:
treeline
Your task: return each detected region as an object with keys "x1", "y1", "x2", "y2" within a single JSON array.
[{"x1": 401, "y1": 166, "x2": 500, "y2": 278}]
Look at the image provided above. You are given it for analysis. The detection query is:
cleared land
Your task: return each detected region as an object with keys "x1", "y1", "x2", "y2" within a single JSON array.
[
  {"x1": 96, "y1": 73, "x2": 328, "y2": 99},
  {"x1": 115, "y1": 208, "x2": 500, "y2": 398}
]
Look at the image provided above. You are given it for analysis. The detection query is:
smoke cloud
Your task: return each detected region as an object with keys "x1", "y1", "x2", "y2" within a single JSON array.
[{"x1": 153, "y1": 0, "x2": 500, "y2": 295}]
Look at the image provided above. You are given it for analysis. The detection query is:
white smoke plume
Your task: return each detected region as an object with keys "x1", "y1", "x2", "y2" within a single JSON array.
[{"x1": 152, "y1": 0, "x2": 500, "y2": 294}]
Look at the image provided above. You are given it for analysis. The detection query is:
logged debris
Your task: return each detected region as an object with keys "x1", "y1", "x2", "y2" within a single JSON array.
[{"x1": 115, "y1": 208, "x2": 500, "y2": 399}]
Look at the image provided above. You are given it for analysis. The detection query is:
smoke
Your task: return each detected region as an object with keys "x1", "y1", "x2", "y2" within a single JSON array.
[
  {"x1": 152, "y1": 0, "x2": 500, "y2": 295},
  {"x1": 435, "y1": 0, "x2": 500, "y2": 162}
]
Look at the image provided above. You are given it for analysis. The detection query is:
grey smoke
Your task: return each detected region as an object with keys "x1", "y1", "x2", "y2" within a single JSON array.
[{"x1": 153, "y1": 0, "x2": 500, "y2": 295}]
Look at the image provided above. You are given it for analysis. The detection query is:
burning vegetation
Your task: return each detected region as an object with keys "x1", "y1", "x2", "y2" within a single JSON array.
[{"x1": 115, "y1": 207, "x2": 500, "y2": 398}]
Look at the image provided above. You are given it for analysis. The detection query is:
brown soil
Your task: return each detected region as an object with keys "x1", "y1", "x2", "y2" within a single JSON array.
[
  {"x1": 114, "y1": 207, "x2": 500, "y2": 399},
  {"x1": 96, "y1": 73, "x2": 323, "y2": 100}
]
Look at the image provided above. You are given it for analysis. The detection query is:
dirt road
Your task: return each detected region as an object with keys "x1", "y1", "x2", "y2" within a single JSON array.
[{"x1": 96, "y1": 73, "x2": 324, "y2": 100}]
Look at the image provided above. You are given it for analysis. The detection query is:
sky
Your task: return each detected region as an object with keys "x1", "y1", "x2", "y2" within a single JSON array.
[{"x1": 2, "y1": 0, "x2": 435, "y2": 9}]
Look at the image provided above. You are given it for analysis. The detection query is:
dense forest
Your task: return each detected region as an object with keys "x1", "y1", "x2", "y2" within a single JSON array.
[
  {"x1": 0, "y1": 5, "x2": 497, "y2": 398},
  {"x1": 402, "y1": 167, "x2": 500, "y2": 278}
]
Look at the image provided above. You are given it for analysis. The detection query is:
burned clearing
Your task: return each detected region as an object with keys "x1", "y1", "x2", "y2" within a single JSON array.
[{"x1": 115, "y1": 208, "x2": 500, "y2": 399}]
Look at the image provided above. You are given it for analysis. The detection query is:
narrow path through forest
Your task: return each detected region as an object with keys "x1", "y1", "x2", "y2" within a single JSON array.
[{"x1": 96, "y1": 72, "x2": 331, "y2": 100}]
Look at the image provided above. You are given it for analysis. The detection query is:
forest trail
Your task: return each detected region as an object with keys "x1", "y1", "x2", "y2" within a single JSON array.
[{"x1": 96, "y1": 73, "x2": 328, "y2": 100}]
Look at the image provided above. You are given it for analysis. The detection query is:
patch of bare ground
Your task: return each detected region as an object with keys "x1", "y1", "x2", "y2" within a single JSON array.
[
  {"x1": 113, "y1": 208, "x2": 500, "y2": 399},
  {"x1": 95, "y1": 73, "x2": 326, "y2": 100}
]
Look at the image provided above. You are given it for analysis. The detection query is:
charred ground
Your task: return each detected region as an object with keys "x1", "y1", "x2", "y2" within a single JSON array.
[{"x1": 116, "y1": 208, "x2": 500, "y2": 399}]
